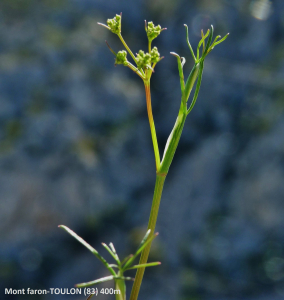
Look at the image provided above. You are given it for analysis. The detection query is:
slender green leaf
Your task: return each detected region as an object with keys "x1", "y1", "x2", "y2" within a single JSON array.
[
  {"x1": 76, "y1": 275, "x2": 134, "y2": 288},
  {"x1": 116, "y1": 276, "x2": 134, "y2": 281},
  {"x1": 184, "y1": 63, "x2": 200, "y2": 103},
  {"x1": 212, "y1": 35, "x2": 221, "y2": 44},
  {"x1": 110, "y1": 243, "x2": 120, "y2": 263},
  {"x1": 121, "y1": 254, "x2": 133, "y2": 266},
  {"x1": 187, "y1": 61, "x2": 204, "y2": 115},
  {"x1": 196, "y1": 29, "x2": 209, "y2": 60},
  {"x1": 213, "y1": 33, "x2": 229, "y2": 46},
  {"x1": 109, "y1": 243, "x2": 116, "y2": 253},
  {"x1": 59, "y1": 225, "x2": 116, "y2": 276},
  {"x1": 76, "y1": 275, "x2": 115, "y2": 288},
  {"x1": 184, "y1": 24, "x2": 196, "y2": 62},
  {"x1": 170, "y1": 52, "x2": 185, "y2": 94},
  {"x1": 205, "y1": 35, "x2": 220, "y2": 54},
  {"x1": 101, "y1": 243, "x2": 120, "y2": 265},
  {"x1": 204, "y1": 25, "x2": 214, "y2": 55},
  {"x1": 124, "y1": 261, "x2": 161, "y2": 270},
  {"x1": 135, "y1": 232, "x2": 158, "y2": 256},
  {"x1": 201, "y1": 30, "x2": 206, "y2": 55},
  {"x1": 123, "y1": 232, "x2": 158, "y2": 270},
  {"x1": 137, "y1": 229, "x2": 151, "y2": 251}
]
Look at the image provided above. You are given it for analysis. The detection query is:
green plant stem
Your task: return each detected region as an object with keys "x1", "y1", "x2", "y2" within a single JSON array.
[
  {"x1": 130, "y1": 80, "x2": 189, "y2": 300},
  {"x1": 129, "y1": 174, "x2": 166, "y2": 300},
  {"x1": 144, "y1": 82, "x2": 161, "y2": 170},
  {"x1": 159, "y1": 101, "x2": 187, "y2": 175},
  {"x1": 118, "y1": 33, "x2": 137, "y2": 64},
  {"x1": 115, "y1": 271, "x2": 126, "y2": 300}
]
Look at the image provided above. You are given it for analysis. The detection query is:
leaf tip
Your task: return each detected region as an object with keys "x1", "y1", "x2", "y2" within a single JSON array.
[{"x1": 170, "y1": 52, "x2": 179, "y2": 57}]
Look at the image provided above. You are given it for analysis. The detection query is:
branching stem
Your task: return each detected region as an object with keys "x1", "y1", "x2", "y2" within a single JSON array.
[{"x1": 118, "y1": 33, "x2": 137, "y2": 64}]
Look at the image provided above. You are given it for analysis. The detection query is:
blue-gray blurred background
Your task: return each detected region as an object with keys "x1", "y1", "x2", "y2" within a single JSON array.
[{"x1": 1, "y1": 0, "x2": 284, "y2": 299}]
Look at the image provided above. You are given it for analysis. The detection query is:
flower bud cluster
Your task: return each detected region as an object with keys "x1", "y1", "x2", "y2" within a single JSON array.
[
  {"x1": 99, "y1": 15, "x2": 165, "y2": 78},
  {"x1": 115, "y1": 50, "x2": 128, "y2": 66},
  {"x1": 150, "y1": 47, "x2": 160, "y2": 64},
  {"x1": 107, "y1": 14, "x2": 121, "y2": 34},
  {"x1": 136, "y1": 50, "x2": 151, "y2": 69},
  {"x1": 146, "y1": 22, "x2": 162, "y2": 42},
  {"x1": 136, "y1": 48, "x2": 161, "y2": 69}
]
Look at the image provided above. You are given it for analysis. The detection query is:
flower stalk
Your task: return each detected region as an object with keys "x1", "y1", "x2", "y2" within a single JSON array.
[{"x1": 144, "y1": 83, "x2": 160, "y2": 170}]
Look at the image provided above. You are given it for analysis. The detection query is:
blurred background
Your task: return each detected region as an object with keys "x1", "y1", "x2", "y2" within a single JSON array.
[{"x1": 1, "y1": 0, "x2": 284, "y2": 299}]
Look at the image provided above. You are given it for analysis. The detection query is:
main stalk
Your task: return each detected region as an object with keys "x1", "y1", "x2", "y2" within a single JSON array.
[{"x1": 129, "y1": 174, "x2": 166, "y2": 300}]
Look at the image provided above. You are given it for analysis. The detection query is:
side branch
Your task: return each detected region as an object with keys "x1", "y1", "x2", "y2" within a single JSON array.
[{"x1": 144, "y1": 83, "x2": 161, "y2": 170}]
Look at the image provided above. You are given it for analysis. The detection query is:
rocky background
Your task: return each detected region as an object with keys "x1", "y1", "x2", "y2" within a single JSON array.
[{"x1": 1, "y1": 0, "x2": 284, "y2": 299}]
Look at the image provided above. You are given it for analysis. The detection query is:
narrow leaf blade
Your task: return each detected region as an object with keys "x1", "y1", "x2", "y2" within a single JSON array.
[
  {"x1": 135, "y1": 232, "x2": 158, "y2": 256},
  {"x1": 109, "y1": 243, "x2": 121, "y2": 264},
  {"x1": 101, "y1": 243, "x2": 120, "y2": 265},
  {"x1": 213, "y1": 33, "x2": 229, "y2": 46},
  {"x1": 170, "y1": 52, "x2": 185, "y2": 94},
  {"x1": 125, "y1": 261, "x2": 161, "y2": 270},
  {"x1": 184, "y1": 24, "x2": 196, "y2": 61},
  {"x1": 139, "y1": 229, "x2": 151, "y2": 249},
  {"x1": 76, "y1": 275, "x2": 114, "y2": 288},
  {"x1": 187, "y1": 62, "x2": 204, "y2": 115},
  {"x1": 59, "y1": 225, "x2": 116, "y2": 276},
  {"x1": 184, "y1": 63, "x2": 200, "y2": 103},
  {"x1": 121, "y1": 254, "x2": 133, "y2": 266},
  {"x1": 204, "y1": 25, "x2": 214, "y2": 54},
  {"x1": 123, "y1": 232, "x2": 158, "y2": 270}
]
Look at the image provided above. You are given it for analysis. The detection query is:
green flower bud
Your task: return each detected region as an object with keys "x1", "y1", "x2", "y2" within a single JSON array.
[
  {"x1": 147, "y1": 21, "x2": 162, "y2": 42},
  {"x1": 150, "y1": 47, "x2": 160, "y2": 64},
  {"x1": 136, "y1": 50, "x2": 151, "y2": 69},
  {"x1": 107, "y1": 14, "x2": 121, "y2": 34},
  {"x1": 115, "y1": 50, "x2": 128, "y2": 66}
]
